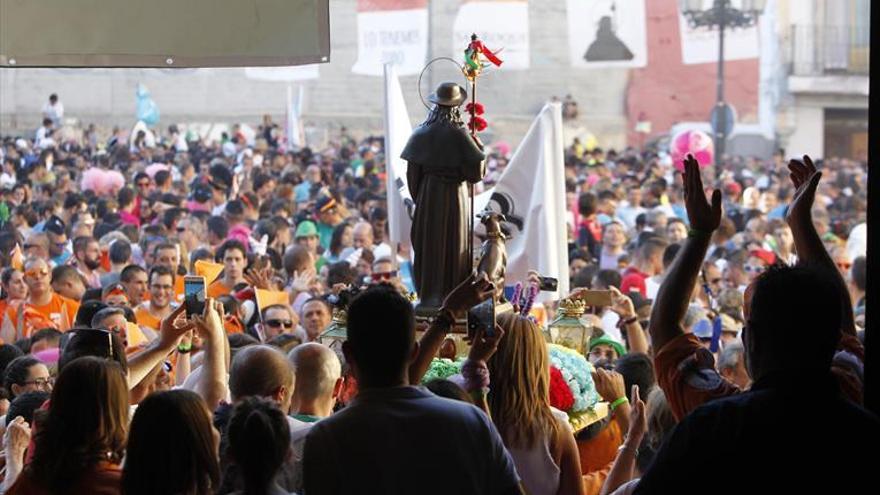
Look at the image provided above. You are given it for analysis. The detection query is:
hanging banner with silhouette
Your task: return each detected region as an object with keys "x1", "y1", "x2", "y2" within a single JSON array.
[
  {"x1": 351, "y1": 0, "x2": 429, "y2": 76},
  {"x1": 452, "y1": 0, "x2": 530, "y2": 70},
  {"x1": 567, "y1": 0, "x2": 647, "y2": 69}
]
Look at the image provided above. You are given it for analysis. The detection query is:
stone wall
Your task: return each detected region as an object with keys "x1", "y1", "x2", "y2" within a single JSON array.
[{"x1": 0, "y1": 0, "x2": 632, "y2": 148}]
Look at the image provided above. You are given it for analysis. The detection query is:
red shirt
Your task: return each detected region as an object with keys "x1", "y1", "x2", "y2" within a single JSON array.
[{"x1": 620, "y1": 267, "x2": 649, "y2": 298}]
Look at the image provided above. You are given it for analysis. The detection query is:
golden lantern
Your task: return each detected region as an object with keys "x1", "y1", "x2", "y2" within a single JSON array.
[{"x1": 544, "y1": 298, "x2": 592, "y2": 355}]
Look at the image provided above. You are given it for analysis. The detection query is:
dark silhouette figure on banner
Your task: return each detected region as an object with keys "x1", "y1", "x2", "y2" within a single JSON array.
[{"x1": 585, "y1": 16, "x2": 634, "y2": 62}]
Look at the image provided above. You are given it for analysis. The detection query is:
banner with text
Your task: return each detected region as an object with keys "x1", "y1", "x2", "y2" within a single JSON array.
[
  {"x1": 352, "y1": 0, "x2": 429, "y2": 76},
  {"x1": 567, "y1": 0, "x2": 647, "y2": 69},
  {"x1": 452, "y1": 1, "x2": 530, "y2": 70}
]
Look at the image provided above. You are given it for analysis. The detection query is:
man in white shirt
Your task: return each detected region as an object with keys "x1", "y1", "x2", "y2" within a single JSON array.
[
  {"x1": 599, "y1": 221, "x2": 628, "y2": 270},
  {"x1": 617, "y1": 187, "x2": 646, "y2": 229},
  {"x1": 35, "y1": 118, "x2": 53, "y2": 144},
  {"x1": 41, "y1": 94, "x2": 64, "y2": 127},
  {"x1": 303, "y1": 285, "x2": 522, "y2": 495}
]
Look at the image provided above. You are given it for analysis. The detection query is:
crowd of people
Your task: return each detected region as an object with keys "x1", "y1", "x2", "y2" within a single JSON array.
[{"x1": 0, "y1": 92, "x2": 874, "y2": 495}]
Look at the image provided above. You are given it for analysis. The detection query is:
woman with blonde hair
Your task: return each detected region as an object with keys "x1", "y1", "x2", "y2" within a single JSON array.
[{"x1": 485, "y1": 312, "x2": 584, "y2": 495}]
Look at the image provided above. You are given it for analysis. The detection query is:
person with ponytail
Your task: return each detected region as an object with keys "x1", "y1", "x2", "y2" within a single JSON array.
[{"x1": 226, "y1": 396, "x2": 292, "y2": 495}]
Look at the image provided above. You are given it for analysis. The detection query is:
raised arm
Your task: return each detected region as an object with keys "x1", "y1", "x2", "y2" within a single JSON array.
[
  {"x1": 408, "y1": 273, "x2": 494, "y2": 384},
  {"x1": 601, "y1": 385, "x2": 646, "y2": 495},
  {"x1": 608, "y1": 287, "x2": 649, "y2": 355},
  {"x1": 127, "y1": 304, "x2": 194, "y2": 389},
  {"x1": 786, "y1": 156, "x2": 856, "y2": 336},
  {"x1": 190, "y1": 298, "x2": 230, "y2": 411},
  {"x1": 649, "y1": 155, "x2": 722, "y2": 353}
]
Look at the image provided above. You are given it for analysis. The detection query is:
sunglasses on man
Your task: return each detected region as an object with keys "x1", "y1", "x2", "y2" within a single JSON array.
[
  {"x1": 370, "y1": 271, "x2": 398, "y2": 282},
  {"x1": 265, "y1": 319, "x2": 294, "y2": 329}
]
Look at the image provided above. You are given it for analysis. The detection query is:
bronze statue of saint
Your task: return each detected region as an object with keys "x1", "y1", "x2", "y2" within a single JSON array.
[{"x1": 401, "y1": 82, "x2": 485, "y2": 313}]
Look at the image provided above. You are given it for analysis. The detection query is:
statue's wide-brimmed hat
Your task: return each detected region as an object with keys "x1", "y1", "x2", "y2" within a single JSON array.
[{"x1": 428, "y1": 82, "x2": 468, "y2": 107}]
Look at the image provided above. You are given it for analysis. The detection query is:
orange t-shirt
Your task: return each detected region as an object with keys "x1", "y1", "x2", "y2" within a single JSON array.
[
  {"x1": 27, "y1": 293, "x2": 80, "y2": 332},
  {"x1": 207, "y1": 280, "x2": 232, "y2": 298},
  {"x1": 577, "y1": 416, "x2": 623, "y2": 474},
  {"x1": 135, "y1": 303, "x2": 176, "y2": 334},
  {"x1": 0, "y1": 300, "x2": 56, "y2": 342}
]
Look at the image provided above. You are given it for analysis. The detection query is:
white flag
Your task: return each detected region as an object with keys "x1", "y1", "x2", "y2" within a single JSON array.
[
  {"x1": 475, "y1": 103, "x2": 569, "y2": 299},
  {"x1": 383, "y1": 63, "x2": 415, "y2": 252},
  {"x1": 286, "y1": 85, "x2": 305, "y2": 149}
]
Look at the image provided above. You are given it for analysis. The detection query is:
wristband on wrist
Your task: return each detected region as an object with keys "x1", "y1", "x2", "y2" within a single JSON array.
[
  {"x1": 617, "y1": 316, "x2": 638, "y2": 329},
  {"x1": 434, "y1": 308, "x2": 456, "y2": 329},
  {"x1": 177, "y1": 343, "x2": 193, "y2": 354},
  {"x1": 610, "y1": 396, "x2": 629, "y2": 411}
]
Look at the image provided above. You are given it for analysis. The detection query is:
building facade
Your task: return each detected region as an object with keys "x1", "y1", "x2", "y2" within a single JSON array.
[{"x1": 777, "y1": 0, "x2": 869, "y2": 160}]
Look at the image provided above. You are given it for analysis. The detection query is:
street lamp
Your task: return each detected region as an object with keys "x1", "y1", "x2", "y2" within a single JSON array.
[{"x1": 679, "y1": 0, "x2": 765, "y2": 175}]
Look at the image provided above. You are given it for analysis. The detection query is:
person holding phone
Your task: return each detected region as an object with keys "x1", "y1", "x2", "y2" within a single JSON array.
[{"x1": 484, "y1": 312, "x2": 585, "y2": 495}]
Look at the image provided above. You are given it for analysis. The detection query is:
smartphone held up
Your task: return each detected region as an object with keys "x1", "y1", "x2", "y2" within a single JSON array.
[{"x1": 184, "y1": 275, "x2": 207, "y2": 318}]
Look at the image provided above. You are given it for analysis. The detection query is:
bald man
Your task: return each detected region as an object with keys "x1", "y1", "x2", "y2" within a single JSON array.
[
  {"x1": 286, "y1": 343, "x2": 344, "y2": 493},
  {"x1": 228, "y1": 345, "x2": 295, "y2": 410},
  {"x1": 217, "y1": 345, "x2": 299, "y2": 492},
  {"x1": 352, "y1": 221, "x2": 375, "y2": 251},
  {"x1": 288, "y1": 343, "x2": 343, "y2": 420}
]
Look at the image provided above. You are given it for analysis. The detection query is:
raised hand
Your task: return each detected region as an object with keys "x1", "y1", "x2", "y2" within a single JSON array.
[
  {"x1": 625, "y1": 385, "x2": 647, "y2": 445},
  {"x1": 290, "y1": 268, "x2": 317, "y2": 294},
  {"x1": 786, "y1": 155, "x2": 822, "y2": 231},
  {"x1": 591, "y1": 367, "x2": 627, "y2": 404},
  {"x1": 682, "y1": 154, "x2": 722, "y2": 234},
  {"x1": 4, "y1": 416, "x2": 31, "y2": 458},
  {"x1": 245, "y1": 265, "x2": 277, "y2": 291},
  {"x1": 608, "y1": 286, "x2": 636, "y2": 319},
  {"x1": 441, "y1": 272, "x2": 495, "y2": 315},
  {"x1": 468, "y1": 325, "x2": 505, "y2": 363},
  {"x1": 158, "y1": 304, "x2": 196, "y2": 349},
  {"x1": 191, "y1": 298, "x2": 225, "y2": 341}
]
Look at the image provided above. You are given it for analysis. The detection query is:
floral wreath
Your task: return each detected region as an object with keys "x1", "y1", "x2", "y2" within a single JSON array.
[{"x1": 548, "y1": 343, "x2": 605, "y2": 431}]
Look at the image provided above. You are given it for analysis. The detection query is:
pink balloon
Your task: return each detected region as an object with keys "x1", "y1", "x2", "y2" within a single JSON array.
[{"x1": 670, "y1": 130, "x2": 714, "y2": 171}]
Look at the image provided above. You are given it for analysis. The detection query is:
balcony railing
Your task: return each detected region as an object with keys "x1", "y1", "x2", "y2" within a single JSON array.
[{"x1": 788, "y1": 24, "x2": 869, "y2": 76}]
